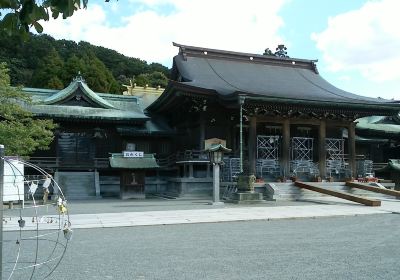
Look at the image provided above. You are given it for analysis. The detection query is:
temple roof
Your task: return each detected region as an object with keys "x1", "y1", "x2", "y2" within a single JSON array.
[
  {"x1": 148, "y1": 43, "x2": 400, "y2": 115},
  {"x1": 43, "y1": 76, "x2": 116, "y2": 108},
  {"x1": 356, "y1": 114, "x2": 400, "y2": 137},
  {"x1": 23, "y1": 76, "x2": 149, "y2": 123}
]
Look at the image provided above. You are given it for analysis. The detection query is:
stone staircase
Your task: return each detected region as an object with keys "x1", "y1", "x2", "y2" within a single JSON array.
[{"x1": 265, "y1": 182, "x2": 395, "y2": 201}]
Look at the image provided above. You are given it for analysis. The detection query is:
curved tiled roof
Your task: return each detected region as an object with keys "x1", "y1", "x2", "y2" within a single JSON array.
[
  {"x1": 43, "y1": 76, "x2": 115, "y2": 109},
  {"x1": 172, "y1": 44, "x2": 397, "y2": 106},
  {"x1": 23, "y1": 77, "x2": 149, "y2": 122}
]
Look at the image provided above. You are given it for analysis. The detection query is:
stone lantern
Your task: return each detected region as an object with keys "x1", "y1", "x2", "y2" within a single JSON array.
[{"x1": 206, "y1": 144, "x2": 231, "y2": 205}]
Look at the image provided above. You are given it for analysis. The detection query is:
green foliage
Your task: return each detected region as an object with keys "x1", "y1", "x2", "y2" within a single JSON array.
[
  {"x1": 0, "y1": 62, "x2": 56, "y2": 156},
  {"x1": 0, "y1": 33, "x2": 170, "y2": 93},
  {"x1": 79, "y1": 50, "x2": 120, "y2": 93},
  {"x1": 0, "y1": 0, "x2": 95, "y2": 38},
  {"x1": 31, "y1": 47, "x2": 64, "y2": 89},
  {"x1": 135, "y1": 71, "x2": 168, "y2": 88}
]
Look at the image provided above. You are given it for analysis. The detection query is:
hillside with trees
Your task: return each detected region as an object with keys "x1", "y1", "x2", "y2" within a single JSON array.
[{"x1": 0, "y1": 33, "x2": 170, "y2": 94}]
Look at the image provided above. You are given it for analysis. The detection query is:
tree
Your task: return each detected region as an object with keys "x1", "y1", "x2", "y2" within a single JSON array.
[
  {"x1": 0, "y1": 0, "x2": 116, "y2": 39},
  {"x1": 62, "y1": 54, "x2": 84, "y2": 84},
  {"x1": 0, "y1": 1, "x2": 113, "y2": 39},
  {"x1": 79, "y1": 51, "x2": 120, "y2": 93},
  {"x1": 0, "y1": 62, "x2": 56, "y2": 156},
  {"x1": 135, "y1": 71, "x2": 168, "y2": 88},
  {"x1": 31, "y1": 47, "x2": 64, "y2": 89}
]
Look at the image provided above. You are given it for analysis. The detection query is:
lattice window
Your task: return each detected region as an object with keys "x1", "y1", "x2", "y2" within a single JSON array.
[
  {"x1": 291, "y1": 137, "x2": 313, "y2": 161},
  {"x1": 257, "y1": 135, "x2": 280, "y2": 160}
]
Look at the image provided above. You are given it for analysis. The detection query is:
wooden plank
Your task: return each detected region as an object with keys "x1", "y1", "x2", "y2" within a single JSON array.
[
  {"x1": 295, "y1": 181, "x2": 381, "y2": 207},
  {"x1": 346, "y1": 181, "x2": 400, "y2": 198}
]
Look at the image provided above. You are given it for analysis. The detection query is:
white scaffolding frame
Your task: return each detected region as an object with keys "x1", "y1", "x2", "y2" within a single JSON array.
[
  {"x1": 290, "y1": 137, "x2": 318, "y2": 177},
  {"x1": 291, "y1": 137, "x2": 314, "y2": 161},
  {"x1": 256, "y1": 135, "x2": 281, "y2": 178},
  {"x1": 221, "y1": 157, "x2": 241, "y2": 182},
  {"x1": 325, "y1": 138, "x2": 347, "y2": 178}
]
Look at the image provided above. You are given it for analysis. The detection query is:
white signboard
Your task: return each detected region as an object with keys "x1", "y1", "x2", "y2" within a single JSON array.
[
  {"x1": 3, "y1": 159, "x2": 24, "y2": 203},
  {"x1": 123, "y1": 151, "x2": 144, "y2": 158}
]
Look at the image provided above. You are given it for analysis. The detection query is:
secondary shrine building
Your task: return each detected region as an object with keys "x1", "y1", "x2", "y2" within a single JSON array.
[{"x1": 23, "y1": 43, "x2": 400, "y2": 199}]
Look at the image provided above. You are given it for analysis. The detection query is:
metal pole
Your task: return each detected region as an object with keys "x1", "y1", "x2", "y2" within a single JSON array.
[
  {"x1": 0, "y1": 144, "x2": 4, "y2": 280},
  {"x1": 239, "y1": 96, "x2": 245, "y2": 173}
]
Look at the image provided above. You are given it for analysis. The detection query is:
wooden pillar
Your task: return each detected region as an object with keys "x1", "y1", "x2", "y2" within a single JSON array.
[
  {"x1": 199, "y1": 114, "x2": 205, "y2": 150},
  {"x1": 318, "y1": 120, "x2": 327, "y2": 178},
  {"x1": 348, "y1": 122, "x2": 356, "y2": 177},
  {"x1": 248, "y1": 116, "x2": 257, "y2": 175},
  {"x1": 281, "y1": 119, "x2": 290, "y2": 178}
]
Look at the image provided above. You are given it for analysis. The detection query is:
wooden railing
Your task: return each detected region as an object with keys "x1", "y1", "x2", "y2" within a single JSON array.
[{"x1": 27, "y1": 157, "x2": 110, "y2": 169}]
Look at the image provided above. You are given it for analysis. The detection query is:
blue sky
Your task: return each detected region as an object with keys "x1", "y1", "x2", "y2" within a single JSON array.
[{"x1": 41, "y1": 0, "x2": 399, "y2": 100}]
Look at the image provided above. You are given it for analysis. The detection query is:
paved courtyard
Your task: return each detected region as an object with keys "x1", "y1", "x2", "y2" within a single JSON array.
[
  {"x1": 39, "y1": 214, "x2": 400, "y2": 279},
  {"x1": 2, "y1": 196, "x2": 400, "y2": 279}
]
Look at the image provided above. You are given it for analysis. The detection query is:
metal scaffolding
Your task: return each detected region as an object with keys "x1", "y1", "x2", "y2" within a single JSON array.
[
  {"x1": 290, "y1": 137, "x2": 319, "y2": 177},
  {"x1": 221, "y1": 157, "x2": 241, "y2": 182},
  {"x1": 356, "y1": 160, "x2": 374, "y2": 177},
  {"x1": 256, "y1": 135, "x2": 281, "y2": 178},
  {"x1": 291, "y1": 137, "x2": 314, "y2": 161},
  {"x1": 325, "y1": 138, "x2": 348, "y2": 178}
]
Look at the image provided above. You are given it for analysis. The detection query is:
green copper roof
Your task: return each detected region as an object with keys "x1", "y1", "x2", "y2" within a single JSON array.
[
  {"x1": 109, "y1": 153, "x2": 159, "y2": 169},
  {"x1": 23, "y1": 76, "x2": 149, "y2": 122},
  {"x1": 376, "y1": 159, "x2": 400, "y2": 173},
  {"x1": 43, "y1": 76, "x2": 115, "y2": 109},
  {"x1": 356, "y1": 115, "x2": 400, "y2": 135},
  {"x1": 29, "y1": 104, "x2": 148, "y2": 122}
]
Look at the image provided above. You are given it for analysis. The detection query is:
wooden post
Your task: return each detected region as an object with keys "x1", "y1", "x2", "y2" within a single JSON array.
[
  {"x1": 318, "y1": 120, "x2": 327, "y2": 178},
  {"x1": 248, "y1": 116, "x2": 257, "y2": 175},
  {"x1": 281, "y1": 119, "x2": 290, "y2": 178},
  {"x1": 239, "y1": 96, "x2": 245, "y2": 173},
  {"x1": 348, "y1": 122, "x2": 356, "y2": 177},
  {"x1": 199, "y1": 114, "x2": 205, "y2": 150}
]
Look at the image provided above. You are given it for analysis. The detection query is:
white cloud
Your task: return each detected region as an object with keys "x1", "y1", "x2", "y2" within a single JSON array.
[
  {"x1": 311, "y1": 0, "x2": 400, "y2": 83},
  {"x1": 40, "y1": 0, "x2": 287, "y2": 65}
]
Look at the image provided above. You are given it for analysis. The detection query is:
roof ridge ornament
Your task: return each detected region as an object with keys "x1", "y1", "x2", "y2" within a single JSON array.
[
  {"x1": 311, "y1": 62, "x2": 319, "y2": 74},
  {"x1": 274, "y1": 44, "x2": 289, "y2": 58},
  {"x1": 73, "y1": 71, "x2": 85, "y2": 83}
]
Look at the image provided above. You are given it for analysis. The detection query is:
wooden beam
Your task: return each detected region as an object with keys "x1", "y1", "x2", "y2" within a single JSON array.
[
  {"x1": 346, "y1": 181, "x2": 400, "y2": 198},
  {"x1": 255, "y1": 116, "x2": 351, "y2": 126},
  {"x1": 295, "y1": 181, "x2": 381, "y2": 206}
]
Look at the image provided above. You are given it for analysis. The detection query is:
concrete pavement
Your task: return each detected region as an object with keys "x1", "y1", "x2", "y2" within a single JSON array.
[{"x1": 3, "y1": 196, "x2": 400, "y2": 231}]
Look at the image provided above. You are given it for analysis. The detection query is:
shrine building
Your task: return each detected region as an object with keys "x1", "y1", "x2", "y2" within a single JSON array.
[{"x1": 23, "y1": 43, "x2": 400, "y2": 199}]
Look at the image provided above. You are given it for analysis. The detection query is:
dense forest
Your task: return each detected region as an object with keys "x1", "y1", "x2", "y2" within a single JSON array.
[{"x1": 0, "y1": 32, "x2": 170, "y2": 94}]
